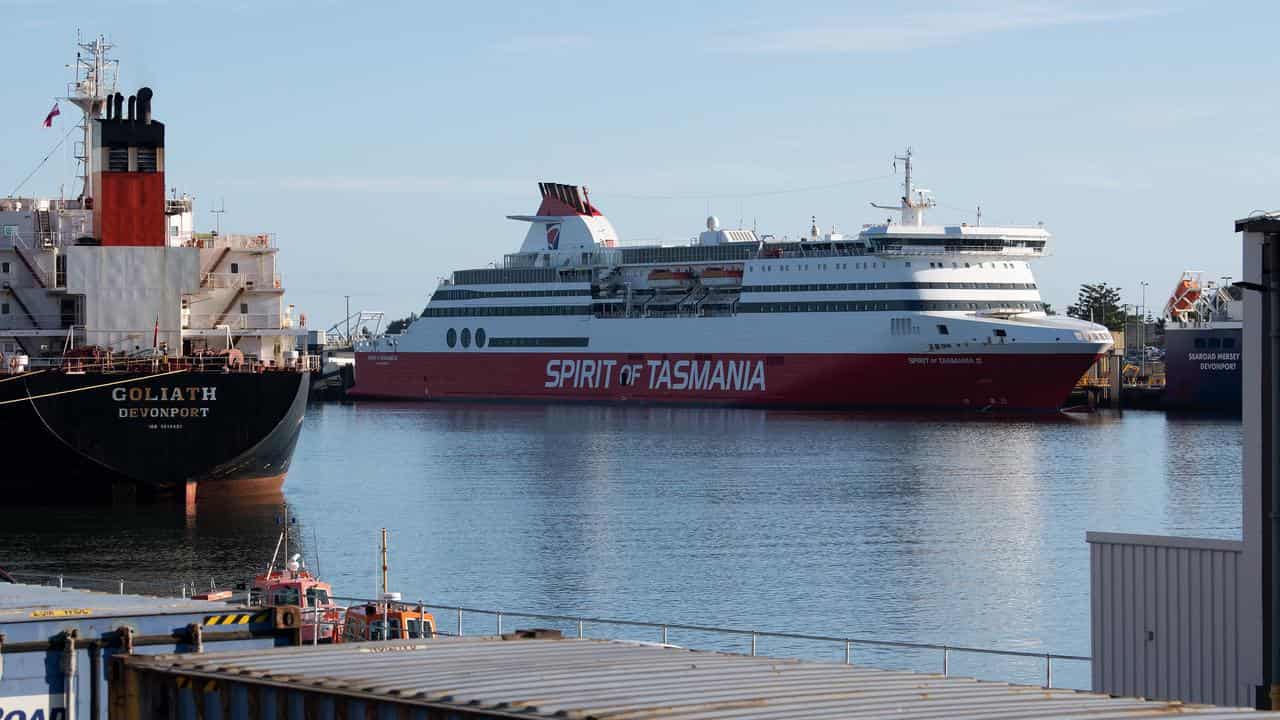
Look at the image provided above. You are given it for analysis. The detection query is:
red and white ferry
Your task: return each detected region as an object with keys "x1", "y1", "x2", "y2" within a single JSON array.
[{"x1": 353, "y1": 151, "x2": 1112, "y2": 410}]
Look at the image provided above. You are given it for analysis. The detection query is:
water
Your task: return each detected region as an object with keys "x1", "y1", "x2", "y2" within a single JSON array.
[{"x1": 0, "y1": 402, "x2": 1242, "y2": 689}]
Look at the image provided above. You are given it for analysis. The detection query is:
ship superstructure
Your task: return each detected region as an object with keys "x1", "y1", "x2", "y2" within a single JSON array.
[
  {"x1": 354, "y1": 150, "x2": 1112, "y2": 410},
  {"x1": 1162, "y1": 271, "x2": 1242, "y2": 412},
  {"x1": 0, "y1": 37, "x2": 311, "y2": 502}
]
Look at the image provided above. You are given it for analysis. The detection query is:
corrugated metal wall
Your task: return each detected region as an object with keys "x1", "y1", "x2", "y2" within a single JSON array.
[{"x1": 1089, "y1": 531, "x2": 1251, "y2": 707}]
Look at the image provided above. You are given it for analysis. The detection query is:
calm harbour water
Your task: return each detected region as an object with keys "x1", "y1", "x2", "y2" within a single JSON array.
[{"x1": 0, "y1": 402, "x2": 1242, "y2": 689}]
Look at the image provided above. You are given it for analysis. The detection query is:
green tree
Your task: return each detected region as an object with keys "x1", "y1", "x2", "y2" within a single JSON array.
[
  {"x1": 1066, "y1": 283, "x2": 1125, "y2": 329},
  {"x1": 385, "y1": 312, "x2": 418, "y2": 335}
]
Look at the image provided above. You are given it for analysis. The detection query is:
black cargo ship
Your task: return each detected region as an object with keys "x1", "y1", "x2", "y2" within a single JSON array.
[
  {"x1": 2, "y1": 364, "x2": 308, "y2": 501},
  {"x1": 1161, "y1": 273, "x2": 1242, "y2": 413},
  {"x1": 1, "y1": 37, "x2": 311, "y2": 502}
]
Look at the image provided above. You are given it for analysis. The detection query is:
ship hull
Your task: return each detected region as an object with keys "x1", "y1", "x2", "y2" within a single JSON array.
[
  {"x1": 1, "y1": 369, "x2": 309, "y2": 503},
  {"x1": 1163, "y1": 326, "x2": 1242, "y2": 413},
  {"x1": 351, "y1": 351, "x2": 1102, "y2": 411}
]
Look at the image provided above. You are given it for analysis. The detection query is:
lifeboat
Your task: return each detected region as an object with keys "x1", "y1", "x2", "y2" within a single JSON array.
[
  {"x1": 648, "y1": 269, "x2": 696, "y2": 289},
  {"x1": 699, "y1": 267, "x2": 744, "y2": 288},
  {"x1": 1164, "y1": 275, "x2": 1201, "y2": 318}
]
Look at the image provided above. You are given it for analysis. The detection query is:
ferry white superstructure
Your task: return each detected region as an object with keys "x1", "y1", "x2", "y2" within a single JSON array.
[{"x1": 354, "y1": 151, "x2": 1112, "y2": 410}]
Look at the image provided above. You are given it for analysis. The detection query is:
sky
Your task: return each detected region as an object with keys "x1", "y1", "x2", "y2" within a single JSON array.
[{"x1": 3, "y1": 0, "x2": 1277, "y2": 328}]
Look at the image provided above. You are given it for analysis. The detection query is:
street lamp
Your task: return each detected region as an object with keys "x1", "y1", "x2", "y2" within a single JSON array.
[{"x1": 1140, "y1": 281, "x2": 1149, "y2": 377}]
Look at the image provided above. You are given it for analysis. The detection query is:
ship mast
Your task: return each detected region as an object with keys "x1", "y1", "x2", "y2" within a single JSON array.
[
  {"x1": 871, "y1": 146, "x2": 935, "y2": 226},
  {"x1": 66, "y1": 33, "x2": 118, "y2": 202}
]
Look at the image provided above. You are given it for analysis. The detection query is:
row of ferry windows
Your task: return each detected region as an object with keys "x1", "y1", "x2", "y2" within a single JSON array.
[
  {"x1": 426, "y1": 301, "x2": 1044, "y2": 317},
  {"x1": 424, "y1": 305, "x2": 591, "y2": 318},
  {"x1": 433, "y1": 288, "x2": 591, "y2": 301},
  {"x1": 750, "y1": 261, "x2": 1024, "y2": 272},
  {"x1": 743, "y1": 282, "x2": 1037, "y2": 293},
  {"x1": 445, "y1": 327, "x2": 487, "y2": 348},
  {"x1": 739, "y1": 301, "x2": 1045, "y2": 313}
]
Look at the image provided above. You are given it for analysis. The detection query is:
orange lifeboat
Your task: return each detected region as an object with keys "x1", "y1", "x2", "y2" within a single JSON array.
[
  {"x1": 1165, "y1": 276, "x2": 1201, "y2": 318},
  {"x1": 648, "y1": 268, "x2": 696, "y2": 289},
  {"x1": 700, "y1": 267, "x2": 744, "y2": 288}
]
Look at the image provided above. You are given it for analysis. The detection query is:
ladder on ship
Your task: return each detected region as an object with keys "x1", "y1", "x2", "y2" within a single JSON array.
[
  {"x1": 34, "y1": 210, "x2": 53, "y2": 247},
  {"x1": 212, "y1": 288, "x2": 245, "y2": 328},
  {"x1": 13, "y1": 246, "x2": 46, "y2": 289}
]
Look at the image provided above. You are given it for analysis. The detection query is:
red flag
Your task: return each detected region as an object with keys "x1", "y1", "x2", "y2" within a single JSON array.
[{"x1": 42, "y1": 103, "x2": 60, "y2": 128}]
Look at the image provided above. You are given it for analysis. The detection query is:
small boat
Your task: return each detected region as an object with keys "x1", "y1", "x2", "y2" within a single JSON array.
[
  {"x1": 339, "y1": 528, "x2": 436, "y2": 642},
  {"x1": 251, "y1": 505, "x2": 344, "y2": 643},
  {"x1": 340, "y1": 592, "x2": 437, "y2": 641},
  {"x1": 699, "y1": 267, "x2": 744, "y2": 287},
  {"x1": 648, "y1": 268, "x2": 696, "y2": 289}
]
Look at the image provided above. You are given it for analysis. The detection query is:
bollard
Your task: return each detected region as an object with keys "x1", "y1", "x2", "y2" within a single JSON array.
[
  {"x1": 577, "y1": 619, "x2": 583, "y2": 638},
  {"x1": 457, "y1": 607, "x2": 463, "y2": 637},
  {"x1": 943, "y1": 646, "x2": 950, "y2": 677},
  {"x1": 496, "y1": 612, "x2": 502, "y2": 636},
  {"x1": 661, "y1": 625, "x2": 668, "y2": 645}
]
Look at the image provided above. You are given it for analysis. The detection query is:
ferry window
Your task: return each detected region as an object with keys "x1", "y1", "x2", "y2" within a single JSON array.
[
  {"x1": 1194, "y1": 338, "x2": 1205, "y2": 349},
  {"x1": 306, "y1": 587, "x2": 330, "y2": 607},
  {"x1": 1, "y1": 303, "x2": 8, "y2": 315},
  {"x1": 1223, "y1": 338, "x2": 1236, "y2": 349},
  {"x1": 1, "y1": 262, "x2": 8, "y2": 273},
  {"x1": 905, "y1": 262, "x2": 911, "y2": 267},
  {"x1": 475, "y1": 328, "x2": 486, "y2": 348},
  {"x1": 387, "y1": 617, "x2": 402, "y2": 639},
  {"x1": 446, "y1": 328, "x2": 457, "y2": 348},
  {"x1": 937, "y1": 324, "x2": 950, "y2": 335},
  {"x1": 460, "y1": 328, "x2": 472, "y2": 348},
  {"x1": 271, "y1": 587, "x2": 300, "y2": 606},
  {"x1": 230, "y1": 262, "x2": 239, "y2": 274},
  {"x1": 240, "y1": 303, "x2": 249, "y2": 315},
  {"x1": 993, "y1": 329, "x2": 1007, "y2": 337}
]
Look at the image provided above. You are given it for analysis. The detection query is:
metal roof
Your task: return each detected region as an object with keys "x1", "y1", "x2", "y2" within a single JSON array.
[
  {"x1": 125, "y1": 636, "x2": 1278, "y2": 718},
  {"x1": 0, "y1": 582, "x2": 238, "y2": 622}
]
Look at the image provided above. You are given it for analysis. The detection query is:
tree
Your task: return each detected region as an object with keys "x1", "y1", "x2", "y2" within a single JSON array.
[
  {"x1": 1066, "y1": 283, "x2": 1125, "y2": 329},
  {"x1": 385, "y1": 312, "x2": 418, "y2": 335}
]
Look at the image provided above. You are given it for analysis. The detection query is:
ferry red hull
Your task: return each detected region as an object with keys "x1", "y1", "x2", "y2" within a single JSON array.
[{"x1": 352, "y1": 352, "x2": 1102, "y2": 411}]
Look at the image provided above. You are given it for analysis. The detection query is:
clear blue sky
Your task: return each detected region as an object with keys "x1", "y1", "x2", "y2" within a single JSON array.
[{"x1": 4, "y1": 1, "x2": 1275, "y2": 328}]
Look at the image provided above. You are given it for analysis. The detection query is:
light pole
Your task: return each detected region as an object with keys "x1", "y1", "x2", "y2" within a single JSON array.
[
  {"x1": 1140, "y1": 281, "x2": 1149, "y2": 377},
  {"x1": 345, "y1": 295, "x2": 351, "y2": 345}
]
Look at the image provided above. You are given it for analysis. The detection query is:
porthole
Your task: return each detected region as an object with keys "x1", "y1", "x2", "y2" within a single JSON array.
[
  {"x1": 476, "y1": 328, "x2": 486, "y2": 348},
  {"x1": 460, "y1": 328, "x2": 472, "y2": 348},
  {"x1": 446, "y1": 328, "x2": 457, "y2": 348}
]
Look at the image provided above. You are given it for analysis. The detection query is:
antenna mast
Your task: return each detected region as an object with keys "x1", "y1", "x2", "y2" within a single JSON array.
[
  {"x1": 67, "y1": 32, "x2": 118, "y2": 202},
  {"x1": 870, "y1": 146, "x2": 934, "y2": 226}
]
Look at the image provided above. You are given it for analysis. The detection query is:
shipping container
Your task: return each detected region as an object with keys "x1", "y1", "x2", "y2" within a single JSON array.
[
  {"x1": 1, "y1": 582, "x2": 299, "y2": 720},
  {"x1": 110, "y1": 633, "x2": 1279, "y2": 719}
]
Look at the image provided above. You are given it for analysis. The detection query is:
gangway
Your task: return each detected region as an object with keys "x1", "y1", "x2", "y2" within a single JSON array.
[{"x1": 327, "y1": 310, "x2": 384, "y2": 348}]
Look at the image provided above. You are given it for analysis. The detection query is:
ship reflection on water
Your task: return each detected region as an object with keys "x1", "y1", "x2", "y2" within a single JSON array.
[
  {"x1": 0, "y1": 402, "x2": 1241, "y2": 691},
  {"x1": 0, "y1": 491, "x2": 308, "y2": 594}
]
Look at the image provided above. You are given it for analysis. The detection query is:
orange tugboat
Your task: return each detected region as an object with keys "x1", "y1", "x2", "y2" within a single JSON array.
[{"x1": 340, "y1": 529, "x2": 436, "y2": 641}]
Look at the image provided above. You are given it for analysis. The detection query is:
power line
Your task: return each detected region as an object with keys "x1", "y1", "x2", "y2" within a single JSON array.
[{"x1": 600, "y1": 173, "x2": 893, "y2": 201}]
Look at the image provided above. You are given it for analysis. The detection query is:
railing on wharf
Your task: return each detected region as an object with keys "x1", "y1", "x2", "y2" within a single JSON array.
[
  {"x1": 6, "y1": 573, "x2": 1091, "y2": 689},
  {"x1": 326, "y1": 596, "x2": 1089, "y2": 690}
]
